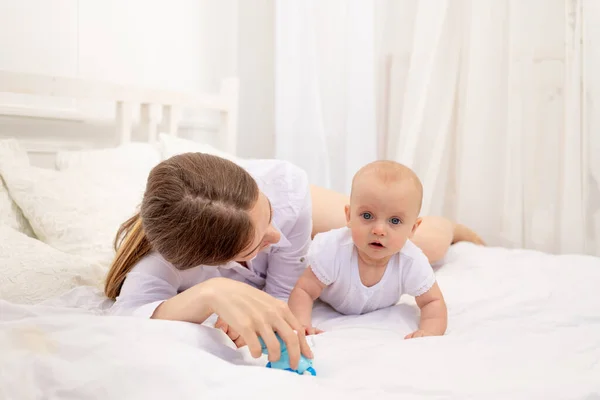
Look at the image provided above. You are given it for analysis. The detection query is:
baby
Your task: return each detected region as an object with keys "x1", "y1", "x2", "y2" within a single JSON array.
[{"x1": 288, "y1": 160, "x2": 447, "y2": 339}]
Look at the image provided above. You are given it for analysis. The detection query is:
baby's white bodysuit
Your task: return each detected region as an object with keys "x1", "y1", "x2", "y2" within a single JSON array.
[{"x1": 307, "y1": 227, "x2": 436, "y2": 315}]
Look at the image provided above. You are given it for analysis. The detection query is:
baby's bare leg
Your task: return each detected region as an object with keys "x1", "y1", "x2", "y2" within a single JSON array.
[{"x1": 309, "y1": 185, "x2": 484, "y2": 264}]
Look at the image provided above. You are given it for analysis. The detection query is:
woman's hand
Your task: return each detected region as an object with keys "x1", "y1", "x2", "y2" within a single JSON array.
[
  {"x1": 208, "y1": 278, "x2": 313, "y2": 369},
  {"x1": 215, "y1": 317, "x2": 246, "y2": 348},
  {"x1": 152, "y1": 277, "x2": 312, "y2": 370}
]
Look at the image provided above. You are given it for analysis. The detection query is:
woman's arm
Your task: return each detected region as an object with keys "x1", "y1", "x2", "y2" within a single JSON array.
[
  {"x1": 151, "y1": 279, "x2": 214, "y2": 323},
  {"x1": 109, "y1": 253, "x2": 181, "y2": 318},
  {"x1": 264, "y1": 187, "x2": 313, "y2": 300},
  {"x1": 153, "y1": 277, "x2": 313, "y2": 370},
  {"x1": 112, "y1": 254, "x2": 312, "y2": 369}
]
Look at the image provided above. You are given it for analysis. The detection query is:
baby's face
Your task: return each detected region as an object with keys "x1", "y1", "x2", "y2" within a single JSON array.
[{"x1": 346, "y1": 177, "x2": 421, "y2": 261}]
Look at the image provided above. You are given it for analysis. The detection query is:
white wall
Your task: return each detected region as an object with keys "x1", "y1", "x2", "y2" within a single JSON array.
[
  {"x1": 0, "y1": 0, "x2": 275, "y2": 158},
  {"x1": 0, "y1": 0, "x2": 78, "y2": 76}
]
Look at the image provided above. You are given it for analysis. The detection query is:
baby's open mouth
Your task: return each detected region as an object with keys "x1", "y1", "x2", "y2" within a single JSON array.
[{"x1": 369, "y1": 242, "x2": 385, "y2": 248}]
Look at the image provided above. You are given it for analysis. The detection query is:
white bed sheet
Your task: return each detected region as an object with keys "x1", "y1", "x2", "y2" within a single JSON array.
[{"x1": 1, "y1": 242, "x2": 599, "y2": 399}]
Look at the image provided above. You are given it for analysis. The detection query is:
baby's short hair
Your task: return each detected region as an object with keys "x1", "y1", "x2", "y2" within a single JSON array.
[{"x1": 351, "y1": 160, "x2": 423, "y2": 212}]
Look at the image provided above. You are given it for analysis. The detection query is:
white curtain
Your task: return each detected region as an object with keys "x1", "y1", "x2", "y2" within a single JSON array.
[
  {"x1": 274, "y1": 0, "x2": 600, "y2": 256},
  {"x1": 274, "y1": 0, "x2": 378, "y2": 193}
]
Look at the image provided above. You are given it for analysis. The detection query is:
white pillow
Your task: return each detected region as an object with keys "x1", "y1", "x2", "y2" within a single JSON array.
[
  {"x1": 0, "y1": 139, "x2": 35, "y2": 237},
  {"x1": 0, "y1": 224, "x2": 104, "y2": 305},
  {"x1": 56, "y1": 142, "x2": 160, "y2": 172},
  {"x1": 158, "y1": 133, "x2": 240, "y2": 162},
  {"x1": 0, "y1": 142, "x2": 150, "y2": 268}
]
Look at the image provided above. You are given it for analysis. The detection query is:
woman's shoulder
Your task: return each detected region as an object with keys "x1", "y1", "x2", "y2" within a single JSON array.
[
  {"x1": 131, "y1": 251, "x2": 181, "y2": 281},
  {"x1": 240, "y1": 159, "x2": 308, "y2": 193},
  {"x1": 241, "y1": 159, "x2": 309, "y2": 221}
]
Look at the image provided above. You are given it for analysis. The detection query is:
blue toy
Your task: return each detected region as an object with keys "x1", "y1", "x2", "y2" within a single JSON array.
[{"x1": 258, "y1": 335, "x2": 316, "y2": 376}]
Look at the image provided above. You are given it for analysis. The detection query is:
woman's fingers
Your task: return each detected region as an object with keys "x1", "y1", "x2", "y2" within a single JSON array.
[
  {"x1": 257, "y1": 325, "x2": 281, "y2": 363},
  {"x1": 209, "y1": 279, "x2": 313, "y2": 365},
  {"x1": 273, "y1": 322, "x2": 301, "y2": 370},
  {"x1": 233, "y1": 336, "x2": 246, "y2": 348},
  {"x1": 237, "y1": 319, "x2": 262, "y2": 359},
  {"x1": 215, "y1": 317, "x2": 228, "y2": 332},
  {"x1": 227, "y1": 326, "x2": 241, "y2": 342},
  {"x1": 245, "y1": 334, "x2": 262, "y2": 359},
  {"x1": 216, "y1": 316, "x2": 243, "y2": 345},
  {"x1": 281, "y1": 306, "x2": 313, "y2": 360}
]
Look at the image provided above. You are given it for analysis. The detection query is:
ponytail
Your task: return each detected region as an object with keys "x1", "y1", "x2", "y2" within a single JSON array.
[{"x1": 104, "y1": 213, "x2": 152, "y2": 300}]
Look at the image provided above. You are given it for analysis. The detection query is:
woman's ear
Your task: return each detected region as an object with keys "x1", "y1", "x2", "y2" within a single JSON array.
[
  {"x1": 344, "y1": 204, "x2": 351, "y2": 227},
  {"x1": 410, "y1": 217, "x2": 423, "y2": 237}
]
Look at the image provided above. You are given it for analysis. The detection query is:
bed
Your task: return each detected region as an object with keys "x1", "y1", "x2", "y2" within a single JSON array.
[{"x1": 1, "y1": 70, "x2": 599, "y2": 400}]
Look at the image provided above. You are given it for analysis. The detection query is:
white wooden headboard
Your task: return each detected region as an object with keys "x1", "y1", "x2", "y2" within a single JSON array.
[{"x1": 0, "y1": 70, "x2": 238, "y2": 163}]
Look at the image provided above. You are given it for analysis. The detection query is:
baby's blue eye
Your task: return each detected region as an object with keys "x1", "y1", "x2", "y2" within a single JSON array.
[
  {"x1": 390, "y1": 217, "x2": 401, "y2": 225},
  {"x1": 361, "y1": 212, "x2": 373, "y2": 220}
]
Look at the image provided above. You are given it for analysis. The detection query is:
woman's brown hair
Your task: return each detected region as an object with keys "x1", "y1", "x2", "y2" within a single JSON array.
[{"x1": 104, "y1": 152, "x2": 259, "y2": 300}]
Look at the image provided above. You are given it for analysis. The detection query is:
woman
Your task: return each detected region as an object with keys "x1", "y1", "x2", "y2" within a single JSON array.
[{"x1": 105, "y1": 153, "x2": 482, "y2": 369}]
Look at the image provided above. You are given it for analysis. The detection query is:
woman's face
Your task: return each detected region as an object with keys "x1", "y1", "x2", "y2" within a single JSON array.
[{"x1": 235, "y1": 192, "x2": 281, "y2": 262}]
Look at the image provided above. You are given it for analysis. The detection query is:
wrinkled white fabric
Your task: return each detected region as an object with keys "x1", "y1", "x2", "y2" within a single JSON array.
[{"x1": 2, "y1": 243, "x2": 599, "y2": 399}]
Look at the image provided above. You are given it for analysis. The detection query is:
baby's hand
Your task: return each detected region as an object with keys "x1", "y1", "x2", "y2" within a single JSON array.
[
  {"x1": 404, "y1": 329, "x2": 435, "y2": 339},
  {"x1": 304, "y1": 326, "x2": 324, "y2": 336}
]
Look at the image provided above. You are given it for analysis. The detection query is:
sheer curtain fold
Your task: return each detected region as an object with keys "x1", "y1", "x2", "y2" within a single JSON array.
[
  {"x1": 274, "y1": 0, "x2": 599, "y2": 256},
  {"x1": 583, "y1": 0, "x2": 600, "y2": 256},
  {"x1": 274, "y1": 0, "x2": 377, "y2": 193}
]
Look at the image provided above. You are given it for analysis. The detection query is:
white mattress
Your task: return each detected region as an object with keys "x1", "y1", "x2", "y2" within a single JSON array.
[{"x1": 1, "y1": 242, "x2": 599, "y2": 399}]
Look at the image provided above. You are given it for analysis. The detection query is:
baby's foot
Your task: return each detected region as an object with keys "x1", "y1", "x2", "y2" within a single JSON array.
[{"x1": 452, "y1": 224, "x2": 485, "y2": 245}]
